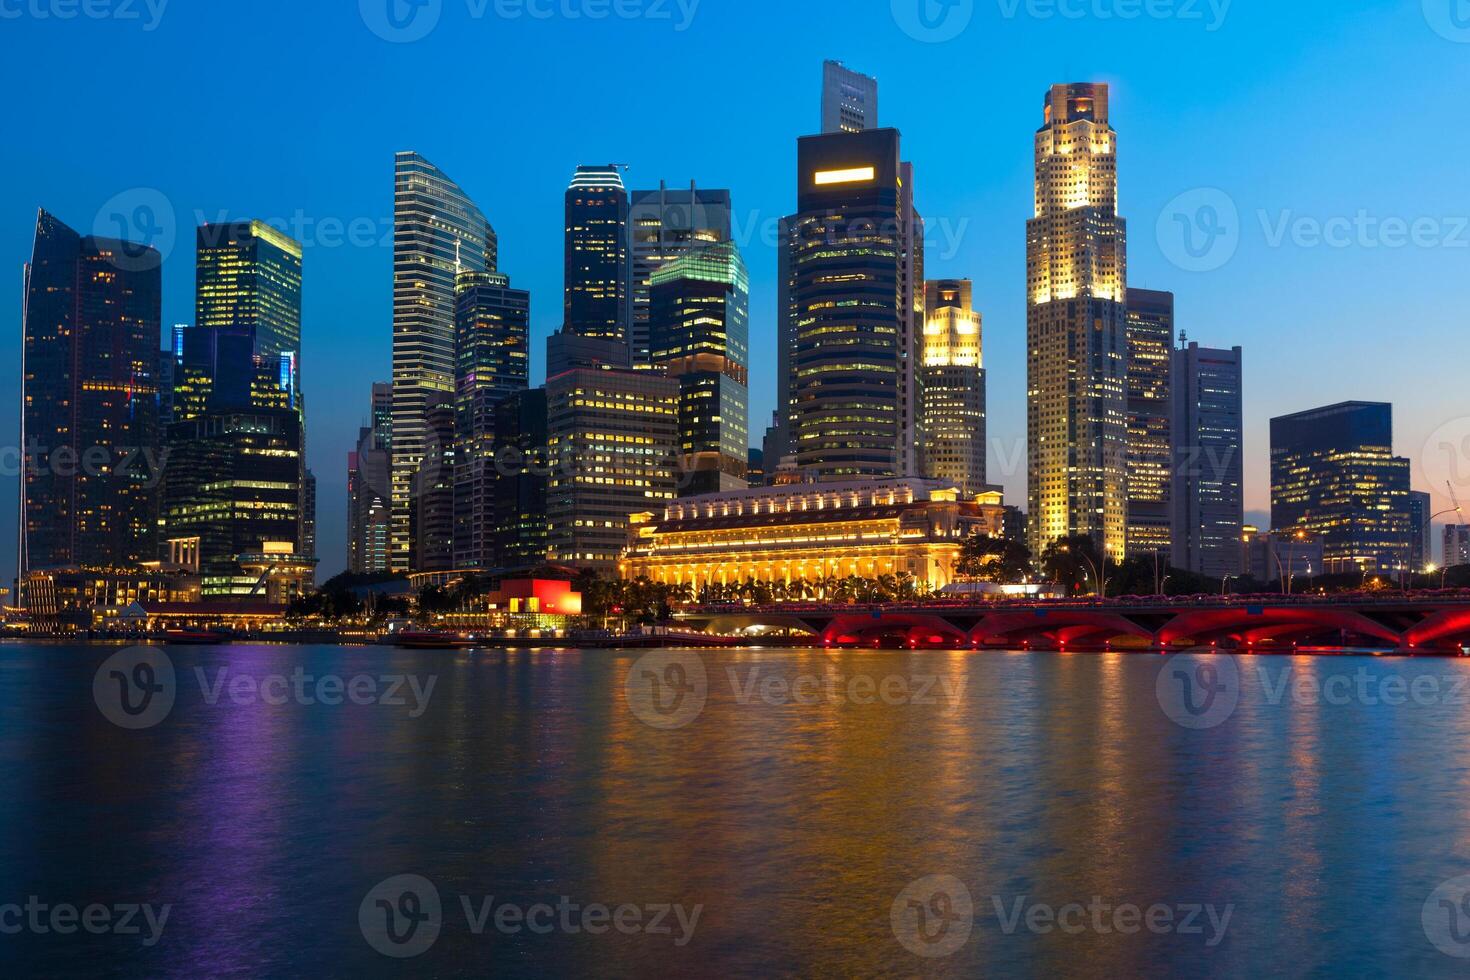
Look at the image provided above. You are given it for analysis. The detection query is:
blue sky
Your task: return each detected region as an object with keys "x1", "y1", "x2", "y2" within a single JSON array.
[{"x1": 3, "y1": 0, "x2": 1469, "y2": 581}]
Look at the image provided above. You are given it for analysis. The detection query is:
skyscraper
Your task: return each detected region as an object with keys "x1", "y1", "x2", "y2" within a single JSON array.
[
  {"x1": 792, "y1": 127, "x2": 906, "y2": 480},
  {"x1": 1270, "y1": 401, "x2": 1411, "y2": 573},
  {"x1": 769, "y1": 213, "x2": 800, "y2": 470},
  {"x1": 1125, "y1": 288, "x2": 1174, "y2": 559},
  {"x1": 564, "y1": 165, "x2": 630, "y2": 347},
  {"x1": 1172, "y1": 342, "x2": 1243, "y2": 577},
  {"x1": 628, "y1": 182, "x2": 731, "y2": 367},
  {"x1": 195, "y1": 220, "x2": 303, "y2": 366},
  {"x1": 1027, "y1": 83, "x2": 1128, "y2": 559},
  {"x1": 1445, "y1": 525, "x2": 1470, "y2": 569},
  {"x1": 821, "y1": 60, "x2": 878, "y2": 134},
  {"x1": 546, "y1": 369, "x2": 678, "y2": 569},
  {"x1": 490, "y1": 388, "x2": 550, "y2": 570},
  {"x1": 410, "y1": 396, "x2": 457, "y2": 573},
  {"x1": 920, "y1": 280, "x2": 986, "y2": 496},
  {"x1": 348, "y1": 383, "x2": 393, "y2": 575},
  {"x1": 1409, "y1": 489, "x2": 1432, "y2": 574},
  {"x1": 21, "y1": 210, "x2": 161, "y2": 576},
  {"x1": 452, "y1": 269, "x2": 531, "y2": 571},
  {"x1": 650, "y1": 241, "x2": 751, "y2": 496},
  {"x1": 390, "y1": 152, "x2": 496, "y2": 571}
]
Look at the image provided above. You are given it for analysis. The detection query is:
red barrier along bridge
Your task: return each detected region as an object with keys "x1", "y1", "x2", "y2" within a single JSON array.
[{"x1": 675, "y1": 594, "x2": 1470, "y2": 654}]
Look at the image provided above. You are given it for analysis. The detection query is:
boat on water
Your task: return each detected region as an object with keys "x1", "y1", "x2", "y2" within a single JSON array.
[{"x1": 391, "y1": 630, "x2": 473, "y2": 650}]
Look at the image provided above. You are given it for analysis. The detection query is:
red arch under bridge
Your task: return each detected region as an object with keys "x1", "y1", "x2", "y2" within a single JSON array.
[{"x1": 678, "y1": 597, "x2": 1470, "y2": 654}]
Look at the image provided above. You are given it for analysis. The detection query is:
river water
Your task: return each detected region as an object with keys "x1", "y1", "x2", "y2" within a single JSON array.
[{"x1": 3, "y1": 642, "x2": 1470, "y2": 976}]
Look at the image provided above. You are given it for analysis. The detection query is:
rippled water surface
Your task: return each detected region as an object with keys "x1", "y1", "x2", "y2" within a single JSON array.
[{"x1": 4, "y1": 643, "x2": 1470, "y2": 977}]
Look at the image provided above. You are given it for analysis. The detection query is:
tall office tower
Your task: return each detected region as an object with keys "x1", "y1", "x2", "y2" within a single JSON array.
[
  {"x1": 301, "y1": 468, "x2": 317, "y2": 564},
  {"x1": 920, "y1": 280, "x2": 986, "y2": 495},
  {"x1": 410, "y1": 396, "x2": 458, "y2": 573},
  {"x1": 896, "y1": 161, "x2": 925, "y2": 476},
  {"x1": 390, "y1": 152, "x2": 496, "y2": 571},
  {"x1": 792, "y1": 128, "x2": 906, "y2": 480},
  {"x1": 650, "y1": 241, "x2": 751, "y2": 496},
  {"x1": 1125, "y1": 289, "x2": 1174, "y2": 559},
  {"x1": 452, "y1": 270, "x2": 530, "y2": 571},
  {"x1": 628, "y1": 182, "x2": 732, "y2": 366},
  {"x1": 1445, "y1": 525, "x2": 1470, "y2": 568},
  {"x1": 491, "y1": 388, "x2": 550, "y2": 570},
  {"x1": 546, "y1": 369, "x2": 678, "y2": 569},
  {"x1": 1270, "y1": 401, "x2": 1411, "y2": 574},
  {"x1": 1171, "y1": 343, "x2": 1243, "y2": 577},
  {"x1": 1027, "y1": 82, "x2": 1128, "y2": 559},
  {"x1": 821, "y1": 60, "x2": 878, "y2": 134},
  {"x1": 348, "y1": 383, "x2": 394, "y2": 574},
  {"x1": 195, "y1": 221, "x2": 303, "y2": 365},
  {"x1": 158, "y1": 348, "x2": 177, "y2": 427},
  {"x1": 565, "y1": 165, "x2": 630, "y2": 344},
  {"x1": 1409, "y1": 490, "x2": 1432, "y2": 574},
  {"x1": 161, "y1": 409, "x2": 304, "y2": 577},
  {"x1": 172, "y1": 324, "x2": 292, "y2": 420},
  {"x1": 768, "y1": 213, "x2": 799, "y2": 467},
  {"x1": 21, "y1": 210, "x2": 161, "y2": 575}
]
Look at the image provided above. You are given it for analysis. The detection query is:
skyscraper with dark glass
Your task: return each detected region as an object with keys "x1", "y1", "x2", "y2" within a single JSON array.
[
  {"x1": 1172, "y1": 342, "x2": 1243, "y2": 577},
  {"x1": 792, "y1": 127, "x2": 906, "y2": 480},
  {"x1": 490, "y1": 388, "x2": 550, "y2": 570},
  {"x1": 1126, "y1": 288, "x2": 1174, "y2": 560},
  {"x1": 391, "y1": 152, "x2": 496, "y2": 571},
  {"x1": 821, "y1": 60, "x2": 878, "y2": 134},
  {"x1": 452, "y1": 269, "x2": 531, "y2": 570},
  {"x1": 1270, "y1": 401, "x2": 1410, "y2": 574},
  {"x1": 1027, "y1": 83, "x2": 1128, "y2": 559},
  {"x1": 21, "y1": 209, "x2": 161, "y2": 577},
  {"x1": 628, "y1": 181, "x2": 731, "y2": 367},
  {"x1": 650, "y1": 241, "x2": 750, "y2": 496},
  {"x1": 348, "y1": 383, "x2": 393, "y2": 575},
  {"x1": 195, "y1": 220, "x2": 303, "y2": 365},
  {"x1": 564, "y1": 165, "x2": 630, "y2": 347}
]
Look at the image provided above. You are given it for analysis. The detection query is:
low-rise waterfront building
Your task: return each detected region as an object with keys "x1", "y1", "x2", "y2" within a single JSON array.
[{"x1": 621, "y1": 478, "x2": 1007, "y2": 592}]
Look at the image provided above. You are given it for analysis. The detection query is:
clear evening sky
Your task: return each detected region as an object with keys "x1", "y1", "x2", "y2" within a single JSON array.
[{"x1": 3, "y1": 0, "x2": 1469, "y2": 581}]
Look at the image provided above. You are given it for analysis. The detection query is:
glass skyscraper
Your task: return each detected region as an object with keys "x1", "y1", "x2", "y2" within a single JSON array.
[
  {"x1": 390, "y1": 151, "x2": 496, "y2": 571},
  {"x1": 1027, "y1": 83, "x2": 1129, "y2": 559},
  {"x1": 820, "y1": 60, "x2": 878, "y2": 134},
  {"x1": 627, "y1": 181, "x2": 731, "y2": 367},
  {"x1": 920, "y1": 280, "x2": 986, "y2": 497},
  {"x1": 195, "y1": 220, "x2": 303, "y2": 363},
  {"x1": 650, "y1": 241, "x2": 750, "y2": 496},
  {"x1": 564, "y1": 165, "x2": 630, "y2": 348},
  {"x1": 1126, "y1": 288, "x2": 1175, "y2": 560},
  {"x1": 1172, "y1": 342, "x2": 1244, "y2": 577},
  {"x1": 21, "y1": 209, "x2": 161, "y2": 575},
  {"x1": 1270, "y1": 401, "x2": 1411, "y2": 574}
]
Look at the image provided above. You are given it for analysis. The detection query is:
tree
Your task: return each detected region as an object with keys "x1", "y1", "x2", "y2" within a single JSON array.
[
  {"x1": 958, "y1": 534, "x2": 1033, "y2": 584},
  {"x1": 1041, "y1": 535, "x2": 1107, "y2": 596}
]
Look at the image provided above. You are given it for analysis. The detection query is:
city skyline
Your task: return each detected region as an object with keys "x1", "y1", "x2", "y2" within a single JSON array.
[{"x1": 4, "y1": 2, "x2": 1469, "y2": 581}]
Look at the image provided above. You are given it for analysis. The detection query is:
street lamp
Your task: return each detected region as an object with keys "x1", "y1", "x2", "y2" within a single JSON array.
[{"x1": 1222, "y1": 574, "x2": 1237, "y2": 597}]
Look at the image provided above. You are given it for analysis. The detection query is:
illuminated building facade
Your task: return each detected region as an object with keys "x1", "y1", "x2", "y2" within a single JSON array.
[
  {"x1": 1027, "y1": 82, "x2": 1128, "y2": 559},
  {"x1": 23, "y1": 565, "x2": 200, "y2": 631},
  {"x1": 1270, "y1": 401, "x2": 1411, "y2": 573},
  {"x1": 650, "y1": 241, "x2": 750, "y2": 496},
  {"x1": 410, "y1": 397, "x2": 457, "y2": 573},
  {"x1": 161, "y1": 409, "x2": 305, "y2": 596},
  {"x1": 547, "y1": 368, "x2": 678, "y2": 569},
  {"x1": 622, "y1": 479, "x2": 1006, "y2": 592},
  {"x1": 1125, "y1": 288, "x2": 1174, "y2": 559},
  {"x1": 349, "y1": 384, "x2": 393, "y2": 574},
  {"x1": 491, "y1": 388, "x2": 551, "y2": 570},
  {"x1": 391, "y1": 152, "x2": 495, "y2": 571},
  {"x1": 1409, "y1": 490, "x2": 1432, "y2": 574},
  {"x1": 195, "y1": 220, "x2": 303, "y2": 367},
  {"x1": 821, "y1": 60, "x2": 878, "y2": 134},
  {"x1": 792, "y1": 127, "x2": 907, "y2": 480},
  {"x1": 920, "y1": 279, "x2": 986, "y2": 496},
  {"x1": 21, "y1": 209, "x2": 162, "y2": 577},
  {"x1": 628, "y1": 182, "x2": 731, "y2": 366},
  {"x1": 1172, "y1": 342, "x2": 1243, "y2": 577},
  {"x1": 565, "y1": 165, "x2": 630, "y2": 344}
]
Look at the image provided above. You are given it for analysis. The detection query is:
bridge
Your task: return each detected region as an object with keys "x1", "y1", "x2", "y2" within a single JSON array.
[{"x1": 676, "y1": 595, "x2": 1470, "y2": 654}]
